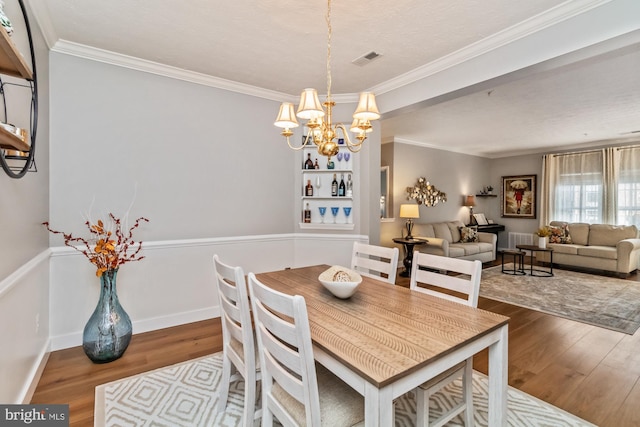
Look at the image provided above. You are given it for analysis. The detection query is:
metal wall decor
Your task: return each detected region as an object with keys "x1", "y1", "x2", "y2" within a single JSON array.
[
  {"x1": 0, "y1": 0, "x2": 38, "y2": 179},
  {"x1": 406, "y1": 177, "x2": 447, "y2": 206}
]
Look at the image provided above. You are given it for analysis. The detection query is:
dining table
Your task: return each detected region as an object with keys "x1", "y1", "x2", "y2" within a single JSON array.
[{"x1": 255, "y1": 264, "x2": 510, "y2": 427}]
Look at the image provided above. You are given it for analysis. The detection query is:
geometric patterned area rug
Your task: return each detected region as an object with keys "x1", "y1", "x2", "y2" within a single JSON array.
[
  {"x1": 95, "y1": 352, "x2": 595, "y2": 427},
  {"x1": 481, "y1": 264, "x2": 640, "y2": 334}
]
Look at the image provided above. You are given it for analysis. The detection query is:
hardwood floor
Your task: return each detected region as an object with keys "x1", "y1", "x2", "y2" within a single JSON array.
[{"x1": 31, "y1": 261, "x2": 640, "y2": 426}]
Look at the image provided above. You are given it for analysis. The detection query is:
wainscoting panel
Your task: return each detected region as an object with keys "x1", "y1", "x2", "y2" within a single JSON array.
[
  {"x1": 0, "y1": 250, "x2": 50, "y2": 404},
  {"x1": 49, "y1": 233, "x2": 368, "y2": 351}
]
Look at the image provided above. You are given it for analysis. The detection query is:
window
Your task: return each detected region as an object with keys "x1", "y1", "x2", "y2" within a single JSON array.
[
  {"x1": 548, "y1": 151, "x2": 604, "y2": 223},
  {"x1": 543, "y1": 146, "x2": 640, "y2": 226}
]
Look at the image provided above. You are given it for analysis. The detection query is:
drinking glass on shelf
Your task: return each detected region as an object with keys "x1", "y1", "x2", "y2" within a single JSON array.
[
  {"x1": 343, "y1": 152, "x2": 350, "y2": 168},
  {"x1": 343, "y1": 207, "x2": 352, "y2": 223},
  {"x1": 331, "y1": 207, "x2": 340, "y2": 223},
  {"x1": 318, "y1": 207, "x2": 327, "y2": 223},
  {"x1": 336, "y1": 152, "x2": 343, "y2": 168},
  {"x1": 316, "y1": 175, "x2": 321, "y2": 191}
]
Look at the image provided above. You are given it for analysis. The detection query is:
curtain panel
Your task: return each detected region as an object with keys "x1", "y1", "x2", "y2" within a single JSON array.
[{"x1": 541, "y1": 145, "x2": 640, "y2": 226}]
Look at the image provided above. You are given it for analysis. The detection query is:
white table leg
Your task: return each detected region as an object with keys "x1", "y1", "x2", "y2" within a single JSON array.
[
  {"x1": 488, "y1": 324, "x2": 509, "y2": 426},
  {"x1": 364, "y1": 383, "x2": 394, "y2": 427}
]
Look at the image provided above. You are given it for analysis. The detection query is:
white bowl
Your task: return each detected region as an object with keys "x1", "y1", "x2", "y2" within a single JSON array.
[{"x1": 318, "y1": 266, "x2": 363, "y2": 299}]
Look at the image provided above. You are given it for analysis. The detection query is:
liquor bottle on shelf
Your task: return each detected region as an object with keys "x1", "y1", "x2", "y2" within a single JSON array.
[
  {"x1": 346, "y1": 174, "x2": 353, "y2": 197},
  {"x1": 338, "y1": 174, "x2": 346, "y2": 197},
  {"x1": 331, "y1": 173, "x2": 338, "y2": 197},
  {"x1": 314, "y1": 158, "x2": 319, "y2": 169},
  {"x1": 304, "y1": 153, "x2": 314, "y2": 169},
  {"x1": 303, "y1": 203, "x2": 311, "y2": 223},
  {"x1": 305, "y1": 179, "x2": 313, "y2": 197}
]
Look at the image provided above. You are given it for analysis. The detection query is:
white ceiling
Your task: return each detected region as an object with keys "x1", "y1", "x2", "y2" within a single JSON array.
[{"x1": 24, "y1": 0, "x2": 640, "y2": 158}]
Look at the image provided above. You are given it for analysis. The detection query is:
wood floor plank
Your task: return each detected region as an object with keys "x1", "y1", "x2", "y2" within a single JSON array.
[
  {"x1": 518, "y1": 362, "x2": 587, "y2": 405},
  {"x1": 605, "y1": 378, "x2": 640, "y2": 426},
  {"x1": 557, "y1": 363, "x2": 638, "y2": 426},
  {"x1": 555, "y1": 326, "x2": 625, "y2": 375}
]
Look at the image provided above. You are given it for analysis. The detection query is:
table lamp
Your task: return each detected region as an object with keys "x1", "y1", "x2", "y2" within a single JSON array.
[
  {"x1": 399, "y1": 204, "x2": 420, "y2": 239},
  {"x1": 464, "y1": 195, "x2": 476, "y2": 225}
]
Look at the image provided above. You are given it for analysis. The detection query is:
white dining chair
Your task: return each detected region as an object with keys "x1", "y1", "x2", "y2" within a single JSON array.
[
  {"x1": 212, "y1": 255, "x2": 261, "y2": 427},
  {"x1": 247, "y1": 272, "x2": 365, "y2": 427},
  {"x1": 350, "y1": 241, "x2": 400, "y2": 284},
  {"x1": 409, "y1": 252, "x2": 482, "y2": 427}
]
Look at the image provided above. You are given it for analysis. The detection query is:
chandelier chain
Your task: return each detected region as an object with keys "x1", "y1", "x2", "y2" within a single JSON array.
[
  {"x1": 273, "y1": 0, "x2": 379, "y2": 158},
  {"x1": 326, "y1": 0, "x2": 332, "y2": 99}
]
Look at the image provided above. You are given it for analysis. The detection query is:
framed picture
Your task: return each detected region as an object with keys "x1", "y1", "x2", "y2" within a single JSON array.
[{"x1": 501, "y1": 175, "x2": 537, "y2": 218}]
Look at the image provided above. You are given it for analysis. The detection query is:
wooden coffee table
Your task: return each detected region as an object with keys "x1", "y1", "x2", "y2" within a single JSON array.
[{"x1": 516, "y1": 244, "x2": 554, "y2": 277}]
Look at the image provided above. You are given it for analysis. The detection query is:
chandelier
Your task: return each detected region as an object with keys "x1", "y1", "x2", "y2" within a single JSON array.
[{"x1": 273, "y1": 0, "x2": 380, "y2": 160}]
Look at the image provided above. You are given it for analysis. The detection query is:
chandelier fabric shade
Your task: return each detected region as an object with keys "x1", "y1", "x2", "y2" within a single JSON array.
[
  {"x1": 274, "y1": 102, "x2": 299, "y2": 134},
  {"x1": 354, "y1": 92, "x2": 380, "y2": 121},
  {"x1": 296, "y1": 89, "x2": 325, "y2": 120},
  {"x1": 273, "y1": 0, "x2": 380, "y2": 159}
]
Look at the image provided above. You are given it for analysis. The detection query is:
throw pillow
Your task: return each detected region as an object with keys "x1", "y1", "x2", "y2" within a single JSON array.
[
  {"x1": 459, "y1": 226, "x2": 479, "y2": 243},
  {"x1": 549, "y1": 224, "x2": 572, "y2": 244}
]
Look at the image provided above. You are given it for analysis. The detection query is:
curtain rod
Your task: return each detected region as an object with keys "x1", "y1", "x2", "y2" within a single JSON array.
[
  {"x1": 550, "y1": 143, "x2": 640, "y2": 157},
  {"x1": 617, "y1": 144, "x2": 640, "y2": 151},
  {"x1": 552, "y1": 149, "x2": 602, "y2": 157}
]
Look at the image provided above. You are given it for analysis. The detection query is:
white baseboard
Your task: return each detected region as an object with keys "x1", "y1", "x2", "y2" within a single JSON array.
[{"x1": 20, "y1": 339, "x2": 50, "y2": 404}]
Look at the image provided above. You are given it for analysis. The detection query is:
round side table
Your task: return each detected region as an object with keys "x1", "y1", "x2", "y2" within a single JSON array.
[{"x1": 393, "y1": 237, "x2": 428, "y2": 277}]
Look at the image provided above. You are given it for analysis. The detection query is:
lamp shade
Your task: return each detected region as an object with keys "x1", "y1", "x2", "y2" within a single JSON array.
[
  {"x1": 349, "y1": 118, "x2": 373, "y2": 134},
  {"x1": 353, "y1": 92, "x2": 380, "y2": 121},
  {"x1": 465, "y1": 195, "x2": 476, "y2": 207},
  {"x1": 296, "y1": 88, "x2": 325, "y2": 120},
  {"x1": 274, "y1": 102, "x2": 299, "y2": 128},
  {"x1": 399, "y1": 204, "x2": 420, "y2": 219}
]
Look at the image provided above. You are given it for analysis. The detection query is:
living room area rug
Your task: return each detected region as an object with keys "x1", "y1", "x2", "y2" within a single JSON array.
[
  {"x1": 481, "y1": 263, "x2": 640, "y2": 334},
  {"x1": 95, "y1": 352, "x2": 595, "y2": 427}
]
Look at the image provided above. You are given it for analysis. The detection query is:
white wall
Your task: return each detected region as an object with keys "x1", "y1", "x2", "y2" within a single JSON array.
[
  {"x1": 0, "y1": 0, "x2": 50, "y2": 405},
  {"x1": 49, "y1": 53, "x2": 295, "y2": 241}
]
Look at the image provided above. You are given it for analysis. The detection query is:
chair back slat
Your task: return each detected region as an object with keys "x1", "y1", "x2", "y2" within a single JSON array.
[
  {"x1": 351, "y1": 241, "x2": 399, "y2": 284},
  {"x1": 410, "y1": 252, "x2": 482, "y2": 307}
]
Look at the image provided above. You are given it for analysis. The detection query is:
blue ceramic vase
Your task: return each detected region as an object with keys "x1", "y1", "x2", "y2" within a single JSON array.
[{"x1": 82, "y1": 269, "x2": 132, "y2": 363}]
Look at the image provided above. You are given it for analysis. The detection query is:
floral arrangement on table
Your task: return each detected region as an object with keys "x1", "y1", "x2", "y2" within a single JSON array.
[
  {"x1": 43, "y1": 213, "x2": 149, "y2": 277},
  {"x1": 535, "y1": 226, "x2": 552, "y2": 237}
]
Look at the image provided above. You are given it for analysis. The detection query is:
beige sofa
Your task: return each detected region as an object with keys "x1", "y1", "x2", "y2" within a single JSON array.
[
  {"x1": 537, "y1": 221, "x2": 640, "y2": 277},
  {"x1": 414, "y1": 220, "x2": 497, "y2": 263}
]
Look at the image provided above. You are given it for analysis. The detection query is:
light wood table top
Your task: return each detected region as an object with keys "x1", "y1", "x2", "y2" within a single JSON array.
[{"x1": 256, "y1": 264, "x2": 510, "y2": 426}]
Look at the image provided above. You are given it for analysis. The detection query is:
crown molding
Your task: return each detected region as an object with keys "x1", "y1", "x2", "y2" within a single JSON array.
[
  {"x1": 51, "y1": 39, "x2": 294, "y2": 102},
  {"x1": 371, "y1": 0, "x2": 612, "y2": 95},
  {"x1": 49, "y1": 39, "x2": 367, "y2": 105}
]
